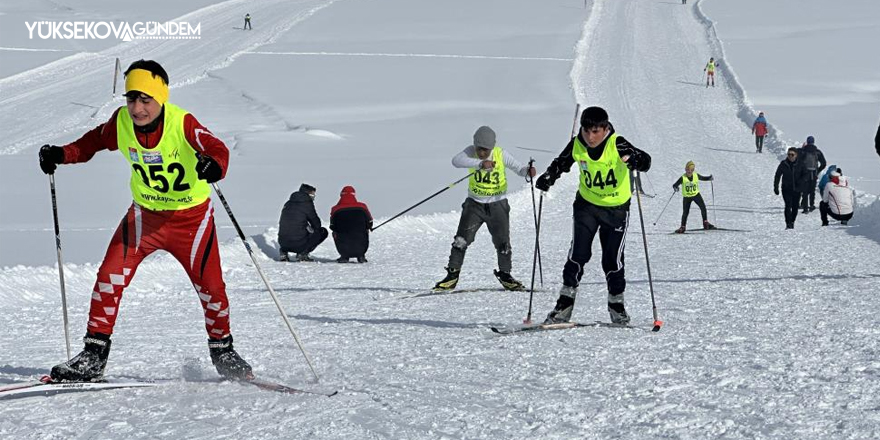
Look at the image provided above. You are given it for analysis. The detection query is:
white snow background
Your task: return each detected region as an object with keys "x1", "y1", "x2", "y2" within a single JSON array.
[{"x1": 1, "y1": 0, "x2": 879, "y2": 439}]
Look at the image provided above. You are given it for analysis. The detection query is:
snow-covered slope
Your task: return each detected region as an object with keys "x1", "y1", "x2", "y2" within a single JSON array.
[{"x1": 2, "y1": 0, "x2": 879, "y2": 439}]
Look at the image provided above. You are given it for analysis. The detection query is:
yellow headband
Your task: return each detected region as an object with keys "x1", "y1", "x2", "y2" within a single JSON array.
[{"x1": 125, "y1": 69, "x2": 169, "y2": 105}]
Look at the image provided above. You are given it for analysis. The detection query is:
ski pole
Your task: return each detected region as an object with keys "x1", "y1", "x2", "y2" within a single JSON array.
[
  {"x1": 653, "y1": 192, "x2": 676, "y2": 226},
  {"x1": 536, "y1": 193, "x2": 545, "y2": 287},
  {"x1": 526, "y1": 159, "x2": 540, "y2": 323},
  {"x1": 711, "y1": 180, "x2": 717, "y2": 224},
  {"x1": 633, "y1": 171, "x2": 663, "y2": 332},
  {"x1": 49, "y1": 174, "x2": 72, "y2": 360},
  {"x1": 211, "y1": 183, "x2": 320, "y2": 382},
  {"x1": 371, "y1": 173, "x2": 474, "y2": 232}
]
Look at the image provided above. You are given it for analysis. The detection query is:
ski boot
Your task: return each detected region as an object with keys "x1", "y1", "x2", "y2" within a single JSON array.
[
  {"x1": 674, "y1": 226, "x2": 686, "y2": 234},
  {"x1": 336, "y1": 256, "x2": 349, "y2": 263},
  {"x1": 608, "y1": 293, "x2": 630, "y2": 325},
  {"x1": 279, "y1": 252, "x2": 290, "y2": 262},
  {"x1": 433, "y1": 267, "x2": 460, "y2": 291},
  {"x1": 356, "y1": 256, "x2": 368, "y2": 263},
  {"x1": 785, "y1": 222, "x2": 794, "y2": 230},
  {"x1": 703, "y1": 220, "x2": 716, "y2": 230},
  {"x1": 841, "y1": 221, "x2": 848, "y2": 226},
  {"x1": 208, "y1": 335, "x2": 253, "y2": 380},
  {"x1": 296, "y1": 253, "x2": 314, "y2": 262},
  {"x1": 50, "y1": 333, "x2": 112, "y2": 382},
  {"x1": 494, "y1": 270, "x2": 525, "y2": 291},
  {"x1": 544, "y1": 286, "x2": 577, "y2": 324}
]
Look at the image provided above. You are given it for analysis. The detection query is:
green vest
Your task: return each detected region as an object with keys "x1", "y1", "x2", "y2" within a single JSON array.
[
  {"x1": 468, "y1": 146, "x2": 508, "y2": 197},
  {"x1": 117, "y1": 103, "x2": 211, "y2": 211},
  {"x1": 681, "y1": 173, "x2": 700, "y2": 197},
  {"x1": 573, "y1": 133, "x2": 631, "y2": 207}
]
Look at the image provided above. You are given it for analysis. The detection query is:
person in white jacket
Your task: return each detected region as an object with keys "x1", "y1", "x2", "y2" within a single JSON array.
[
  {"x1": 820, "y1": 169, "x2": 854, "y2": 226},
  {"x1": 433, "y1": 126, "x2": 536, "y2": 291}
]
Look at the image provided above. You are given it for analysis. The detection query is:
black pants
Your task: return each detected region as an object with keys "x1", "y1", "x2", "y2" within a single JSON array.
[
  {"x1": 334, "y1": 232, "x2": 369, "y2": 259},
  {"x1": 281, "y1": 227, "x2": 328, "y2": 254},
  {"x1": 782, "y1": 188, "x2": 800, "y2": 225},
  {"x1": 801, "y1": 171, "x2": 818, "y2": 209},
  {"x1": 819, "y1": 201, "x2": 853, "y2": 224},
  {"x1": 755, "y1": 135, "x2": 764, "y2": 152},
  {"x1": 562, "y1": 196, "x2": 629, "y2": 297},
  {"x1": 244, "y1": 20, "x2": 251, "y2": 30},
  {"x1": 447, "y1": 198, "x2": 512, "y2": 272},
  {"x1": 681, "y1": 193, "x2": 708, "y2": 227}
]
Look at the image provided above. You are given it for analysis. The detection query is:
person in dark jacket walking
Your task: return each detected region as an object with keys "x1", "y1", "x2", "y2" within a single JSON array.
[
  {"x1": 330, "y1": 186, "x2": 373, "y2": 263},
  {"x1": 278, "y1": 183, "x2": 328, "y2": 261},
  {"x1": 774, "y1": 147, "x2": 808, "y2": 229},
  {"x1": 798, "y1": 136, "x2": 826, "y2": 213},
  {"x1": 536, "y1": 106, "x2": 651, "y2": 325},
  {"x1": 752, "y1": 112, "x2": 768, "y2": 153},
  {"x1": 672, "y1": 160, "x2": 715, "y2": 233}
]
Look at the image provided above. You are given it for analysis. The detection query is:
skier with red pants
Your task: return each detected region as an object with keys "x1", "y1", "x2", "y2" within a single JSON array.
[{"x1": 38, "y1": 60, "x2": 252, "y2": 382}]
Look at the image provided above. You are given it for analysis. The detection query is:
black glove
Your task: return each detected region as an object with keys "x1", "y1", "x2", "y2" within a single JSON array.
[
  {"x1": 774, "y1": 187, "x2": 780, "y2": 195},
  {"x1": 625, "y1": 156, "x2": 638, "y2": 170},
  {"x1": 673, "y1": 186, "x2": 680, "y2": 193},
  {"x1": 39, "y1": 145, "x2": 64, "y2": 175},
  {"x1": 535, "y1": 173, "x2": 553, "y2": 192},
  {"x1": 196, "y1": 154, "x2": 222, "y2": 183}
]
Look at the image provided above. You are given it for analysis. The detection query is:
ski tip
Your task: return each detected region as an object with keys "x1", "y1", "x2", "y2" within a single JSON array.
[{"x1": 652, "y1": 320, "x2": 664, "y2": 332}]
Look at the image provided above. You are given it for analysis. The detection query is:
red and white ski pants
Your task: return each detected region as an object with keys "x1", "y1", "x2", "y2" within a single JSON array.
[{"x1": 86, "y1": 200, "x2": 231, "y2": 339}]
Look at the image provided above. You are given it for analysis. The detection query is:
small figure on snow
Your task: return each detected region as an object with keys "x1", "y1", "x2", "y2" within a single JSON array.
[
  {"x1": 535, "y1": 107, "x2": 651, "y2": 325},
  {"x1": 798, "y1": 136, "x2": 826, "y2": 213},
  {"x1": 330, "y1": 185, "x2": 373, "y2": 263},
  {"x1": 819, "y1": 167, "x2": 855, "y2": 226},
  {"x1": 279, "y1": 183, "x2": 328, "y2": 262},
  {"x1": 38, "y1": 59, "x2": 252, "y2": 382},
  {"x1": 773, "y1": 147, "x2": 809, "y2": 229},
  {"x1": 433, "y1": 126, "x2": 535, "y2": 291},
  {"x1": 672, "y1": 161, "x2": 715, "y2": 233},
  {"x1": 752, "y1": 111, "x2": 768, "y2": 153},
  {"x1": 244, "y1": 14, "x2": 252, "y2": 30},
  {"x1": 703, "y1": 57, "x2": 718, "y2": 87}
]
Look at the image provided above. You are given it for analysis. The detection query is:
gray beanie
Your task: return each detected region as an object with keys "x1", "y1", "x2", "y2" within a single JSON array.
[{"x1": 473, "y1": 126, "x2": 496, "y2": 150}]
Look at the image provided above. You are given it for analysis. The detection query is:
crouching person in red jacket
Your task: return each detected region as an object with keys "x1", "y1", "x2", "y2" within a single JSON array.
[
  {"x1": 37, "y1": 59, "x2": 252, "y2": 382},
  {"x1": 330, "y1": 186, "x2": 373, "y2": 263}
]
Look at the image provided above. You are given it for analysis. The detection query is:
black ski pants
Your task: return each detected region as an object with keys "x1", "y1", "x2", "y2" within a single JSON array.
[
  {"x1": 447, "y1": 198, "x2": 512, "y2": 272},
  {"x1": 681, "y1": 193, "x2": 708, "y2": 227},
  {"x1": 782, "y1": 188, "x2": 800, "y2": 225},
  {"x1": 819, "y1": 201, "x2": 853, "y2": 224},
  {"x1": 801, "y1": 170, "x2": 819, "y2": 209},
  {"x1": 755, "y1": 135, "x2": 764, "y2": 152},
  {"x1": 562, "y1": 195, "x2": 629, "y2": 298},
  {"x1": 281, "y1": 227, "x2": 328, "y2": 255}
]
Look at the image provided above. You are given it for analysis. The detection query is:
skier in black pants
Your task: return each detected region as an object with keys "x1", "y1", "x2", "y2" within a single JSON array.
[
  {"x1": 672, "y1": 160, "x2": 715, "y2": 233},
  {"x1": 536, "y1": 106, "x2": 651, "y2": 325},
  {"x1": 278, "y1": 183, "x2": 328, "y2": 261},
  {"x1": 774, "y1": 147, "x2": 808, "y2": 229},
  {"x1": 798, "y1": 136, "x2": 826, "y2": 213}
]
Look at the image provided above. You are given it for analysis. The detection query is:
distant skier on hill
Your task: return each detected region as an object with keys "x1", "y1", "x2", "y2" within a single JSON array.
[
  {"x1": 244, "y1": 14, "x2": 252, "y2": 30},
  {"x1": 37, "y1": 59, "x2": 252, "y2": 382},
  {"x1": 798, "y1": 136, "x2": 827, "y2": 213},
  {"x1": 752, "y1": 111, "x2": 768, "y2": 153},
  {"x1": 433, "y1": 126, "x2": 535, "y2": 292},
  {"x1": 703, "y1": 57, "x2": 718, "y2": 87},
  {"x1": 535, "y1": 106, "x2": 651, "y2": 325},
  {"x1": 774, "y1": 147, "x2": 808, "y2": 229},
  {"x1": 672, "y1": 161, "x2": 715, "y2": 233}
]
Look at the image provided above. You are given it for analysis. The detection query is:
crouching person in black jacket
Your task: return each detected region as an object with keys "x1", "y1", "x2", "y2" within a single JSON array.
[
  {"x1": 330, "y1": 185, "x2": 373, "y2": 263},
  {"x1": 278, "y1": 183, "x2": 328, "y2": 262}
]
